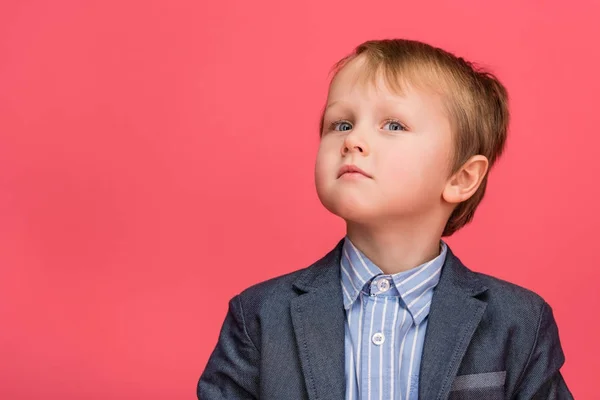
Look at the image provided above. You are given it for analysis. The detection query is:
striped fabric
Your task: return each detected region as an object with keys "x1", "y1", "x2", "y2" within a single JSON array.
[{"x1": 340, "y1": 236, "x2": 448, "y2": 400}]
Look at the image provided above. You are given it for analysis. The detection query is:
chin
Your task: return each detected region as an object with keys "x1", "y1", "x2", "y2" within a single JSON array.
[{"x1": 319, "y1": 196, "x2": 379, "y2": 224}]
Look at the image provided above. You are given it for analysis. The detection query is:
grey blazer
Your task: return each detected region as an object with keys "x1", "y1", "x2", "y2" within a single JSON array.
[{"x1": 197, "y1": 238, "x2": 574, "y2": 399}]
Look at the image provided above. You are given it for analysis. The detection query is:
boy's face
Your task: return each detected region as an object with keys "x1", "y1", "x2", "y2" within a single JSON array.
[{"x1": 315, "y1": 56, "x2": 455, "y2": 225}]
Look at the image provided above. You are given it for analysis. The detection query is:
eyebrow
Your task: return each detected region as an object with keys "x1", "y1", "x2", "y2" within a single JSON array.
[
  {"x1": 325, "y1": 99, "x2": 409, "y2": 113},
  {"x1": 324, "y1": 101, "x2": 339, "y2": 111}
]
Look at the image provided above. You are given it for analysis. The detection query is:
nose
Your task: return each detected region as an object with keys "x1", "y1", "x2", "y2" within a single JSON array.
[{"x1": 341, "y1": 132, "x2": 369, "y2": 156}]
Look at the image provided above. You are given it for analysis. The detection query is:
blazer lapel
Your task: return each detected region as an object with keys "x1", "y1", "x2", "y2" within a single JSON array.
[
  {"x1": 291, "y1": 239, "x2": 346, "y2": 400},
  {"x1": 418, "y1": 246, "x2": 489, "y2": 400}
]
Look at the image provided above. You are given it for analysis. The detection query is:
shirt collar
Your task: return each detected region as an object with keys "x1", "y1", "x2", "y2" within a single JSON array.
[{"x1": 340, "y1": 236, "x2": 448, "y2": 324}]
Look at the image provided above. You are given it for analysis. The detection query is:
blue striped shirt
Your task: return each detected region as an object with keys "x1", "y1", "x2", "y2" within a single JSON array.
[{"x1": 341, "y1": 236, "x2": 448, "y2": 400}]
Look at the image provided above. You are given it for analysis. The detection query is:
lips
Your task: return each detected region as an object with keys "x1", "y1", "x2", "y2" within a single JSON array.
[{"x1": 337, "y1": 164, "x2": 372, "y2": 178}]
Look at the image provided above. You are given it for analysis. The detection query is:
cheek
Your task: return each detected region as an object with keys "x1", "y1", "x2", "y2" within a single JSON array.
[
  {"x1": 315, "y1": 139, "x2": 338, "y2": 172},
  {"x1": 314, "y1": 143, "x2": 333, "y2": 187},
  {"x1": 379, "y1": 143, "x2": 449, "y2": 191}
]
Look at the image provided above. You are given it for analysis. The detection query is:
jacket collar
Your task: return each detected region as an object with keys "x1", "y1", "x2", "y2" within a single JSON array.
[{"x1": 291, "y1": 237, "x2": 489, "y2": 400}]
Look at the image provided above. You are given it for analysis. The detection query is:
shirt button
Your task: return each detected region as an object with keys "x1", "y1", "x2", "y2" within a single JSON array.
[
  {"x1": 372, "y1": 332, "x2": 385, "y2": 345},
  {"x1": 376, "y1": 278, "x2": 390, "y2": 292}
]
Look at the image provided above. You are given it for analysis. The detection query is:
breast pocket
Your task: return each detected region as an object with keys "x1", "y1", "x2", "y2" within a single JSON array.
[{"x1": 448, "y1": 371, "x2": 506, "y2": 400}]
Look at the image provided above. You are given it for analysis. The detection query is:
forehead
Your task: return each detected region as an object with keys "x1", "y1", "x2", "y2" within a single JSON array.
[{"x1": 326, "y1": 55, "x2": 447, "y2": 115}]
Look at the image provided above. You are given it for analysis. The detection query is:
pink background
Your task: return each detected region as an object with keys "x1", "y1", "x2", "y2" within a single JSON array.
[{"x1": 1, "y1": 0, "x2": 597, "y2": 398}]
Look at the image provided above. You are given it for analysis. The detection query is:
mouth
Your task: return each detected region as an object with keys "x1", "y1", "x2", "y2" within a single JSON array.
[{"x1": 337, "y1": 164, "x2": 372, "y2": 179}]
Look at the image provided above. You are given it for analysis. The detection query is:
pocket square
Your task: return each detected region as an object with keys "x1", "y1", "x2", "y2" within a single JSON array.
[{"x1": 450, "y1": 371, "x2": 506, "y2": 391}]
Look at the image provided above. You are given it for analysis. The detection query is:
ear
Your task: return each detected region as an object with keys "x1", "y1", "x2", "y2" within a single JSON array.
[{"x1": 442, "y1": 155, "x2": 489, "y2": 204}]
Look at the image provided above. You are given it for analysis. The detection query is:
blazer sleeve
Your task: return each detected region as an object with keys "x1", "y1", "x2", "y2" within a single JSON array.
[
  {"x1": 197, "y1": 294, "x2": 260, "y2": 400},
  {"x1": 512, "y1": 301, "x2": 574, "y2": 400}
]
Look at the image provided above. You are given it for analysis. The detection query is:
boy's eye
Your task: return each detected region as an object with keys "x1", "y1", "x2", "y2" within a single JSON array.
[
  {"x1": 383, "y1": 120, "x2": 406, "y2": 131},
  {"x1": 328, "y1": 119, "x2": 407, "y2": 132},
  {"x1": 331, "y1": 121, "x2": 353, "y2": 131}
]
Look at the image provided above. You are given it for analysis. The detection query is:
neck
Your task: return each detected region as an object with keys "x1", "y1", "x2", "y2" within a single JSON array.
[{"x1": 345, "y1": 217, "x2": 445, "y2": 275}]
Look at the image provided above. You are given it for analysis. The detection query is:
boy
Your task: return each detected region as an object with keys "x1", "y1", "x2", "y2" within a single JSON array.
[{"x1": 197, "y1": 39, "x2": 573, "y2": 400}]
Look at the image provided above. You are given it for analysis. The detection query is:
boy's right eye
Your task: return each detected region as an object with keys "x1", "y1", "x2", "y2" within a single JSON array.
[{"x1": 331, "y1": 121, "x2": 353, "y2": 131}]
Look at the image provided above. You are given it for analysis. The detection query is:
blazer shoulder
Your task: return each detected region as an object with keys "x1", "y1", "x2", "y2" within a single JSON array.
[
  {"x1": 228, "y1": 252, "x2": 333, "y2": 350},
  {"x1": 471, "y1": 269, "x2": 550, "y2": 316},
  {"x1": 236, "y1": 241, "x2": 342, "y2": 305},
  {"x1": 238, "y1": 264, "x2": 311, "y2": 302},
  {"x1": 235, "y1": 248, "x2": 332, "y2": 314}
]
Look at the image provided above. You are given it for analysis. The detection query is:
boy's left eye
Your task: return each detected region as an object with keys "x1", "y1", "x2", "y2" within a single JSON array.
[{"x1": 383, "y1": 120, "x2": 406, "y2": 131}]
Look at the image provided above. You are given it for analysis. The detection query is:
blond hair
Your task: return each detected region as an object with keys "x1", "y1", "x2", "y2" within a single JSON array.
[{"x1": 319, "y1": 39, "x2": 510, "y2": 237}]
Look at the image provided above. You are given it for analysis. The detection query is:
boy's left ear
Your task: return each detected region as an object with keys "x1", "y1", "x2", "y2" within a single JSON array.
[{"x1": 442, "y1": 155, "x2": 489, "y2": 204}]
